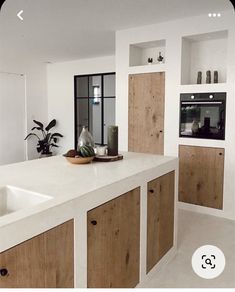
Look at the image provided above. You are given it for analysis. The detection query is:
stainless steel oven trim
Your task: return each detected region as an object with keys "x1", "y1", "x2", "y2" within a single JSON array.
[{"x1": 181, "y1": 101, "x2": 223, "y2": 105}]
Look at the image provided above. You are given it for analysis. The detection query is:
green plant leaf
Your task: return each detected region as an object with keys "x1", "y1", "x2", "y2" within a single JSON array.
[
  {"x1": 24, "y1": 133, "x2": 40, "y2": 140},
  {"x1": 33, "y1": 120, "x2": 44, "y2": 129},
  {"x1": 31, "y1": 126, "x2": 42, "y2": 131},
  {"x1": 51, "y1": 133, "x2": 63, "y2": 138},
  {"x1": 45, "y1": 119, "x2": 56, "y2": 132},
  {"x1": 45, "y1": 133, "x2": 51, "y2": 142}
]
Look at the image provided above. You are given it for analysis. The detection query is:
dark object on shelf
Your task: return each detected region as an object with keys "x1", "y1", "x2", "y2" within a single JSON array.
[
  {"x1": 24, "y1": 119, "x2": 63, "y2": 156},
  {"x1": 206, "y1": 70, "x2": 211, "y2": 84},
  {"x1": 94, "y1": 154, "x2": 123, "y2": 162},
  {"x1": 148, "y1": 58, "x2": 153, "y2": 64},
  {"x1": 197, "y1": 71, "x2": 202, "y2": 84},
  {"x1": 214, "y1": 71, "x2": 219, "y2": 83},
  {"x1": 157, "y1": 52, "x2": 164, "y2": 63},
  {"x1": 179, "y1": 92, "x2": 226, "y2": 140},
  {"x1": 107, "y1": 126, "x2": 118, "y2": 156}
]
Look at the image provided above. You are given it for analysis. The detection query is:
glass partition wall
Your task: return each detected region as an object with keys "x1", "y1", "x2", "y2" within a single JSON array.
[{"x1": 74, "y1": 73, "x2": 116, "y2": 147}]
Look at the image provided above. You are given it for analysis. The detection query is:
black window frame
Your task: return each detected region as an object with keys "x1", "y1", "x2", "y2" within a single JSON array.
[{"x1": 74, "y1": 72, "x2": 116, "y2": 148}]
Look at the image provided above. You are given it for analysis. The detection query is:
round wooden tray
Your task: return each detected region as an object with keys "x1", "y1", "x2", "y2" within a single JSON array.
[
  {"x1": 64, "y1": 155, "x2": 94, "y2": 164},
  {"x1": 94, "y1": 154, "x2": 123, "y2": 162}
]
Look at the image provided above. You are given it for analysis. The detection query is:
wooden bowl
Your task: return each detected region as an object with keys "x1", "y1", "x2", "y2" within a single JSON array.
[{"x1": 63, "y1": 155, "x2": 94, "y2": 164}]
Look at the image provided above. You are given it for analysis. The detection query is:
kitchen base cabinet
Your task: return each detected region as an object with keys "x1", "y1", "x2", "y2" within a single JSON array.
[
  {"x1": 147, "y1": 171, "x2": 175, "y2": 273},
  {"x1": 87, "y1": 188, "x2": 140, "y2": 288},
  {"x1": 0, "y1": 220, "x2": 74, "y2": 288},
  {"x1": 179, "y1": 145, "x2": 224, "y2": 209}
]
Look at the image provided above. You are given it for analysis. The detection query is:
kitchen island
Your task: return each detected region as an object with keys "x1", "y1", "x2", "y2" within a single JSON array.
[{"x1": 0, "y1": 152, "x2": 178, "y2": 288}]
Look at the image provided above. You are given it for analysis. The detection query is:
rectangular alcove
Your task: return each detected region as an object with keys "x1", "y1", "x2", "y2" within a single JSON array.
[
  {"x1": 181, "y1": 30, "x2": 228, "y2": 85},
  {"x1": 129, "y1": 40, "x2": 166, "y2": 67}
]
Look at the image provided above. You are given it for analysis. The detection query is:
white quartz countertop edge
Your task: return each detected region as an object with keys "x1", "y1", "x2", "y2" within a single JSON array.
[{"x1": 0, "y1": 152, "x2": 178, "y2": 230}]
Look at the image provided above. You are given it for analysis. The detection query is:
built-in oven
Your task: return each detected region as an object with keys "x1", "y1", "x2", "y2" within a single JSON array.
[{"x1": 180, "y1": 92, "x2": 226, "y2": 140}]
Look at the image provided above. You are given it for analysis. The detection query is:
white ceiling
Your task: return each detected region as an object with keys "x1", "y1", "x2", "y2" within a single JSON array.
[{"x1": 0, "y1": 0, "x2": 233, "y2": 63}]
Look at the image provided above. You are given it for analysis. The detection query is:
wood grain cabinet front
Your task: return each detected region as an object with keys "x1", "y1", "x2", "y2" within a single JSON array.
[
  {"x1": 147, "y1": 171, "x2": 175, "y2": 273},
  {"x1": 0, "y1": 220, "x2": 74, "y2": 288},
  {"x1": 179, "y1": 145, "x2": 224, "y2": 209},
  {"x1": 87, "y1": 188, "x2": 140, "y2": 288},
  {"x1": 128, "y1": 72, "x2": 165, "y2": 155}
]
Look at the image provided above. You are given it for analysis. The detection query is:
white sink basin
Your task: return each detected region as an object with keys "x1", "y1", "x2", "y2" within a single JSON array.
[{"x1": 0, "y1": 186, "x2": 52, "y2": 217}]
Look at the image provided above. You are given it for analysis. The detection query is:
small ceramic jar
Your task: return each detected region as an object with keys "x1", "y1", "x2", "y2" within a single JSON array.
[{"x1": 96, "y1": 145, "x2": 107, "y2": 156}]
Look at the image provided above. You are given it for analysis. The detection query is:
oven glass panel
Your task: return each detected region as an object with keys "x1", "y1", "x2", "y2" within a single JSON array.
[{"x1": 180, "y1": 93, "x2": 226, "y2": 140}]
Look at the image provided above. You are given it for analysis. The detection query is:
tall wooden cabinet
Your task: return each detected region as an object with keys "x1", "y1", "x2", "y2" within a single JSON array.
[
  {"x1": 128, "y1": 72, "x2": 165, "y2": 155},
  {"x1": 0, "y1": 220, "x2": 74, "y2": 288},
  {"x1": 147, "y1": 171, "x2": 175, "y2": 273},
  {"x1": 179, "y1": 145, "x2": 224, "y2": 209},
  {"x1": 87, "y1": 188, "x2": 140, "y2": 288}
]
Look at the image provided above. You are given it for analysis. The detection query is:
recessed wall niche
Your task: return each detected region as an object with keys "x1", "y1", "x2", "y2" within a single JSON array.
[
  {"x1": 129, "y1": 40, "x2": 166, "y2": 67},
  {"x1": 181, "y1": 30, "x2": 228, "y2": 85}
]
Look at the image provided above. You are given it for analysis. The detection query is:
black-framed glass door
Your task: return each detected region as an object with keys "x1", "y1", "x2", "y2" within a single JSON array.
[{"x1": 74, "y1": 72, "x2": 116, "y2": 147}]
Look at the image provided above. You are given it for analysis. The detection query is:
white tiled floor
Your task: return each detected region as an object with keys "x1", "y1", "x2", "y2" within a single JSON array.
[{"x1": 141, "y1": 209, "x2": 235, "y2": 288}]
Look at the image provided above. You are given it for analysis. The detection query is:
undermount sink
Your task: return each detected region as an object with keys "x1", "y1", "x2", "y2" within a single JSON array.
[{"x1": 0, "y1": 186, "x2": 52, "y2": 217}]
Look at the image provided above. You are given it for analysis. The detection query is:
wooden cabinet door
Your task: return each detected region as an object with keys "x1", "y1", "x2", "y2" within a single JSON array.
[
  {"x1": 128, "y1": 72, "x2": 165, "y2": 155},
  {"x1": 0, "y1": 220, "x2": 74, "y2": 288},
  {"x1": 179, "y1": 145, "x2": 224, "y2": 209},
  {"x1": 87, "y1": 188, "x2": 140, "y2": 288},
  {"x1": 147, "y1": 171, "x2": 175, "y2": 273}
]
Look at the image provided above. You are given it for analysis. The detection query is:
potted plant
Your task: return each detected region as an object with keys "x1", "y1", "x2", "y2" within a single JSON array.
[{"x1": 25, "y1": 119, "x2": 63, "y2": 157}]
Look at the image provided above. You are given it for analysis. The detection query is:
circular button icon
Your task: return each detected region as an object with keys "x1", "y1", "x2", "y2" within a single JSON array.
[{"x1": 192, "y1": 245, "x2": 225, "y2": 279}]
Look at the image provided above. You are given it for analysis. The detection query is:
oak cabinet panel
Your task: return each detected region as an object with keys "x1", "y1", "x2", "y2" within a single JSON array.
[
  {"x1": 0, "y1": 220, "x2": 74, "y2": 288},
  {"x1": 179, "y1": 145, "x2": 224, "y2": 209},
  {"x1": 87, "y1": 188, "x2": 140, "y2": 288},
  {"x1": 128, "y1": 72, "x2": 165, "y2": 155},
  {"x1": 147, "y1": 171, "x2": 175, "y2": 273}
]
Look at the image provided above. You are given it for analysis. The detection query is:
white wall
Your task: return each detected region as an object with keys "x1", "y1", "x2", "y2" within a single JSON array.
[
  {"x1": 47, "y1": 55, "x2": 115, "y2": 154},
  {"x1": 0, "y1": 73, "x2": 26, "y2": 165},
  {"x1": 116, "y1": 10, "x2": 235, "y2": 220},
  {"x1": 181, "y1": 34, "x2": 228, "y2": 84},
  {"x1": 0, "y1": 59, "x2": 48, "y2": 160}
]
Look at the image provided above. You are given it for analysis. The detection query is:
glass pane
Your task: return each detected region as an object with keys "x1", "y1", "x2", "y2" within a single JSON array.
[
  {"x1": 89, "y1": 75, "x2": 102, "y2": 98},
  {"x1": 104, "y1": 74, "x2": 115, "y2": 97},
  {"x1": 200, "y1": 106, "x2": 220, "y2": 128},
  {"x1": 89, "y1": 99, "x2": 102, "y2": 144},
  {"x1": 76, "y1": 76, "x2": 88, "y2": 97},
  {"x1": 76, "y1": 99, "x2": 89, "y2": 142},
  {"x1": 103, "y1": 98, "x2": 116, "y2": 144}
]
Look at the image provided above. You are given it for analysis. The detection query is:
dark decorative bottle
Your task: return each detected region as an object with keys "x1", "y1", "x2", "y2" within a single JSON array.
[
  {"x1": 206, "y1": 71, "x2": 211, "y2": 84},
  {"x1": 214, "y1": 71, "x2": 218, "y2": 83},
  {"x1": 197, "y1": 71, "x2": 202, "y2": 84}
]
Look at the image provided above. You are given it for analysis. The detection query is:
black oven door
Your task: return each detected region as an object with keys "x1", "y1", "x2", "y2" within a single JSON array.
[{"x1": 180, "y1": 100, "x2": 225, "y2": 140}]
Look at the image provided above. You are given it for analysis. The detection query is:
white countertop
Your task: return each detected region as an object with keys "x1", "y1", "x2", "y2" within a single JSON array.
[{"x1": 0, "y1": 152, "x2": 178, "y2": 251}]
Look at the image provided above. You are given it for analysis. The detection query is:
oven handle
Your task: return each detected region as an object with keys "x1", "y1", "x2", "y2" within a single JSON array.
[{"x1": 181, "y1": 101, "x2": 223, "y2": 105}]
